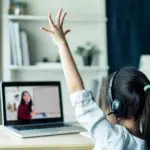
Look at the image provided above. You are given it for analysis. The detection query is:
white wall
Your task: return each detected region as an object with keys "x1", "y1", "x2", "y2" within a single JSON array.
[
  {"x1": 0, "y1": 0, "x2": 2, "y2": 124},
  {"x1": 0, "y1": 0, "x2": 2, "y2": 80},
  {"x1": 0, "y1": 4, "x2": 1, "y2": 62}
]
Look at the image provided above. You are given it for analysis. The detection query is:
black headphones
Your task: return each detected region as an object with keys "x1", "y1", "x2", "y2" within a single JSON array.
[{"x1": 108, "y1": 72, "x2": 128, "y2": 117}]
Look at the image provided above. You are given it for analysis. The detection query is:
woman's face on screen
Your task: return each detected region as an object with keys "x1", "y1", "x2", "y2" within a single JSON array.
[{"x1": 23, "y1": 92, "x2": 30, "y2": 104}]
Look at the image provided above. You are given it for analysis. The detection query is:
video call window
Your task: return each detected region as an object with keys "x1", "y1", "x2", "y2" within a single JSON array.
[{"x1": 5, "y1": 86, "x2": 61, "y2": 121}]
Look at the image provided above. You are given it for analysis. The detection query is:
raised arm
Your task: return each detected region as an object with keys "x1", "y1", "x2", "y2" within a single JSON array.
[
  {"x1": 41, "y1": 9, "x2": 84, "y2": 93},
  {"x1": 41, "y1": 9, "x2": 124, "y2": 147}
]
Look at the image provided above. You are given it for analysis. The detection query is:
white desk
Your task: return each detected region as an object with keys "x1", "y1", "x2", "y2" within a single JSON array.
[{"x1": 0, "y1": 126, "x2": 93, "y2": 150}]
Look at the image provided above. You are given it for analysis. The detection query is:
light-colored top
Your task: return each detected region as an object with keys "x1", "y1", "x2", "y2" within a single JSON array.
[
  {"x1": 70, "y1": 90, "x2": 147, "y2": 150},
  {"x1": 0, "y1": 125, "x2": 93, "y2": 150}
]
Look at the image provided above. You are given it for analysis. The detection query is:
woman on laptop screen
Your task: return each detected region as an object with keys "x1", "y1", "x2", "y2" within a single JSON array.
[
  {"x1": 41, "y1": 9, "x2": 149, "y2": 150},
  {"x1": 18, "y1": 91, "x2": 35, "y2": 120}
]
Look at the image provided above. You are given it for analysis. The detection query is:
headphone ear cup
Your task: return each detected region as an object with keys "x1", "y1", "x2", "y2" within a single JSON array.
[{"x1": 112, "y1": 99, "x2": 127, "y2": 117}]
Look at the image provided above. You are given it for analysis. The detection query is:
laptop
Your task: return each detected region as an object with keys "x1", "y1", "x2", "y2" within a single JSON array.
[{"x1": 1, "y1": 81, "x2": 84, "y2": 138}]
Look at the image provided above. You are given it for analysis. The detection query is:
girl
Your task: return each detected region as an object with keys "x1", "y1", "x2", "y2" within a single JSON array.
[
  {"x1": 18, "y1": 91, "x2": 34, "y2": 120},
  {"x1": 41, "y1": 9, "x2": 149, "y2": 150}
]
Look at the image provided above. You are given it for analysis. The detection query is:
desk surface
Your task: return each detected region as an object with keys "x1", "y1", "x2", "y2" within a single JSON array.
[{"x1": 0, "y1": 125, "x2": 93, "y2": 150}]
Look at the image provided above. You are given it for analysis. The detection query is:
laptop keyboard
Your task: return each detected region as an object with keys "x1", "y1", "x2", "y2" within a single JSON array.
[{"x1": 14, "y1": 123, "x2": 70, "y2": 131}]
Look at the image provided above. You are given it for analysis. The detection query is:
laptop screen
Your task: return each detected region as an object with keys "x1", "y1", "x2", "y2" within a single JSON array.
[{"x1": 2, "y1": 82, "x2": 63, "y2": 125}]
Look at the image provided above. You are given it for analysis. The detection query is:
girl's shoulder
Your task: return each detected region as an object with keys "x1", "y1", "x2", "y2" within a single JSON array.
[
  {"x1": 115, "y1": 125, "x2": 146, "y2": 149},
  {"x1": 104, "y1": 124, "x2": 147, "y2": 149}
]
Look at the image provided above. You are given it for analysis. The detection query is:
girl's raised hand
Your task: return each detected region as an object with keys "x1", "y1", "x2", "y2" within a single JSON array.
[{"x1": 41, "y1": 8, "x2": 70, "y2": 46}]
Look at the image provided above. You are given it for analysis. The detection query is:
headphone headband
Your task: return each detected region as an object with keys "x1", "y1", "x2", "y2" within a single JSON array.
[
  {"x1": 108, "y1": 70, "x2": 141, "y2": 117},
  {"x1": 108, "y1": 71, "x2": 128, "y2": 117},
  {"x1": 108, "y1": 72, "x2": 118, "y2": 104}
]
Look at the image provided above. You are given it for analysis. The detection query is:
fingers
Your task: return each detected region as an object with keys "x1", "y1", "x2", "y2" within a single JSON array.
[
  {"x1": 41, "y1": 9, "x2": 69, "y2": 36},
  {"x1": 60, "y1": 12, "x2": 67, "y2": 27},
  {"x1": 40, "y1": 27, "x2": 52, "y2": 33},
  {"x1": 48, "y1": 12, "x2": 55, "y2": 27},
  {"x1": 48, "y1": 9, "x2": 67, "y2": 28},
  {"x1": 56, "y1": 8, "x2": 63, "y2": 26},
  {"x1": 64, "y1": 29, "x2": 71, "y2": 35}
]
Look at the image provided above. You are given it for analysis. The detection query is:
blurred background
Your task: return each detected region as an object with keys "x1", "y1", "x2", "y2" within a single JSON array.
[{"x1": 0, "y1": 0, "x2": 150, "y2": 123}]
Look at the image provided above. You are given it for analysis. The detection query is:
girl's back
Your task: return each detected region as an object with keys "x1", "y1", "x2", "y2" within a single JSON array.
[
  {"x1": 41, "y1": 10, "x2": 150, "y2": 149},
  {"x1": 70, "y1": 89, "x2": 148, "y2": 150}
]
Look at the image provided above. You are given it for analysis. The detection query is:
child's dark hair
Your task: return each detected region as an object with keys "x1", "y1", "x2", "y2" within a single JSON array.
[
  {"x1": 20, "y1": 91, "x2": 33, "y2": 113},
  {"x1": 112, "y1": 67, "x2": 150, "y2": 149}
]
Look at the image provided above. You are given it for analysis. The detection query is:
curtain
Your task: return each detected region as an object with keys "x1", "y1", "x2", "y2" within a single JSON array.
[
  {"x1": 141, "y1": 0, "x2": 150, "y2": 54},
  {"x1": 106, "y1": 0, "x2": 150, "y2": 73}
]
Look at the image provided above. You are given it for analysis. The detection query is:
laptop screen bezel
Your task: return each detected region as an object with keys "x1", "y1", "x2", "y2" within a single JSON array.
[{"x1": 1, "y1": 81, "x2": 64, "y2": 126}]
